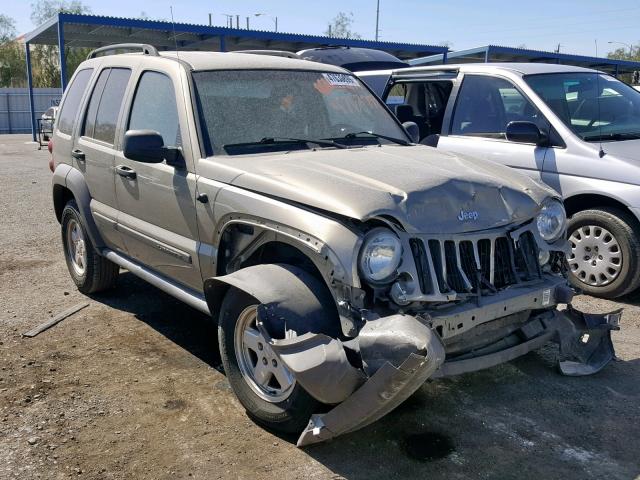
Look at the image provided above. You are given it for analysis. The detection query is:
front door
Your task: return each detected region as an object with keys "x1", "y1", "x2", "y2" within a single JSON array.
[
  {"x1": 437, "y1": 74, "x2": 552, "y2": 182},
  {"x1": 114, "y1": 69, "x2": 201, "y2": 290}
]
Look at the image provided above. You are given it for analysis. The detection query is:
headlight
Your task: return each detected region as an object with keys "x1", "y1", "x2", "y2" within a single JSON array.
[
  {"x1": 536, "y1": 198, "x2": 566, "y2": 242},
  {"x1": 358, "y1": 228, "x2": 402, "y2": 283}
]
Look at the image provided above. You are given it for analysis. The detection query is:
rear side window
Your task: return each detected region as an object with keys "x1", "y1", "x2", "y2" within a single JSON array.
[
  {"x1": 128, "y1": 71, "x2": 181, "y2": 146},
  {"x1": 57, "y1": 69, "x2": 93, "y2": 135},
  {"x1": 83, "y1": 68, "x2": 131, "y2": 144}
]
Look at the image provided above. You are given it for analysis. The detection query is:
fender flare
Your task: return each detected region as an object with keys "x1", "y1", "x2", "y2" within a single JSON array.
[
  {"x1": 203, "y1": 263, "x2": 341, "y2": 338},
  {"x1": 53, "y1": 164, "x2": 105, "y2": 249}
]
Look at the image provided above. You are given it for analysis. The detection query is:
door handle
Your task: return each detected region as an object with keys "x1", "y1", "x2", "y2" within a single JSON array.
[
  {"x1": 71, "y1": 149, "x2": 85, "y2": 161},
  {"x1": 115, "y1": 164, "x2": 137, "y2": 179}
]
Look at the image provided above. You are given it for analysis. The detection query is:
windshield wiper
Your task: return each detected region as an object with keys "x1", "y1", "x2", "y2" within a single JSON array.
[
  {"x1": 338, "y1": 131, "x2": 410, "y2": 146},
  {"x1": 582, "y1": 132, "x2": 640, "y2": 142},
  {"x1": 224, "y1": 136, "x2": 347, "y2": 150}
]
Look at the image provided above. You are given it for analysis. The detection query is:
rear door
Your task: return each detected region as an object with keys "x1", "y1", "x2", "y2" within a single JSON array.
[
  {"x1": 73, "y1": 67, "x2": 131, "y2": 251},
  {"x1": 437, "y1": 73, "x2": 552, "y2": 180},
  {"x1": 114, "y1": 68, "x2": 201, "y2": 290}
]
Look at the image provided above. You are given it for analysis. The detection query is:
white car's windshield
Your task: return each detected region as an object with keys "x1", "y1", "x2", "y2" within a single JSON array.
[
  {"x1": 525, "y1": 72, "x2": 640, "y2": 142},
  {"x1": 192, "y1": 70, "x2": 408, "y2": 155}
]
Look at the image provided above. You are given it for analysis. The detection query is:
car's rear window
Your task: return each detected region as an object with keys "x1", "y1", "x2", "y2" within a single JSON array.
[{"x1": 57, "y1": 69, "x2": 93, "y2": 135}]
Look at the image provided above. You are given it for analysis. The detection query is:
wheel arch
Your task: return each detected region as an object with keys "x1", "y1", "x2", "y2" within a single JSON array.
[
  {"x1": 204, "y1": 263, "x2": 341, "y2": 338},
  {"x1": 564, "y1": 193, "x2": 640, "y2": 228},
  {"x1": 52, "y1": 164, "x2": 106, "y2": 249}
]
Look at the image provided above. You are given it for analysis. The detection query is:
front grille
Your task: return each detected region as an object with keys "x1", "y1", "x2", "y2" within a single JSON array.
[{"x1": 411, "y1": 228, "x2": 541, "y2": 296}]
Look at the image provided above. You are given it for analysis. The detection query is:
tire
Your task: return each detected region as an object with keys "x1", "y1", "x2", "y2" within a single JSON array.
[
  {"x1": 218, "y1": 287, "x2": 319, "y2": 434},
  {"x1": 61, "y1": 200, "x2": 119, "y2": 294},
  {"x1": 566, "y1": 207, "x2": 640, "y2": 299}
]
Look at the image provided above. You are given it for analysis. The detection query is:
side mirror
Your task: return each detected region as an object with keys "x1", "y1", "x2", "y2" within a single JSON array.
[
  {"x1": 123, "y1": 130, "x2": 165, "y2": 163},
  {"x1": 505, "y1": 121, "x2": 546, "y2": 145},
  {"x1": 402, "y1": 121, "x2": 420, "y2": 143}
]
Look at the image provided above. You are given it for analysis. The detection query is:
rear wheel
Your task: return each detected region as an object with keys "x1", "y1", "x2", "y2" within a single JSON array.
[
  {"x1": 566, "y1": 207, "x2": 640, "y2": 298},
  {"x1": 61, "y1": 200, "x2": 119, "y2": 294},
  {"x1": 218, "y1": 287, "x2": 318, "y2": 433}
]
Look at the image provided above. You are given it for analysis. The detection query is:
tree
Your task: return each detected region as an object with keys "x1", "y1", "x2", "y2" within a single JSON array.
[
  {"x1": 30, "y1": 0, "x2": 92, "y2": 25},
  {"x1": 0, "y1": 14, "x2": 23, "y2": 87},
  {"x1": 324, "y1": 12, "x2": 361, "y2": 39},
  {"x1": 607, "y1": 44, "x2": 640, "y2": 62},
  {"x1": 0, "y1": 14, "x2": 17, "y2": 43}
]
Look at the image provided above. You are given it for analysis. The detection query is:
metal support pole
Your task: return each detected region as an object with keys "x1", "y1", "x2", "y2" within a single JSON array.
[
  {"x1": 246, "y1": 17, "x2": 249, "y2": 29},
  {"x1": 484, "y1": 47, "x2": 490, "y2": 63},
  {"x1": 208, "y1": 13, "x2": 212, "y2": 26},
  {"x1": 25, "y1": 42, "x2": 36, "y2": 141},
  {"x1": 5, "y1": 93, "x2": 12, "y2": 134},
  {"x1": 219, "y1": 35, "x2": 226, "y2": 52},
  {"x1": 236, "y1": 15, "x2": 239, "y2": 29},
  {"x1": 375, "y1": 0, "x2": 380, "y2": 42},
  {"x1": 442, "y1": 50, "x2": 448, "y2": 64},
  {"x1": 275, "y1": 17, "x2": 278, "y2": 32},
  {"x1": 57, "y1": 17, "x2": 67, "y2": 91}
]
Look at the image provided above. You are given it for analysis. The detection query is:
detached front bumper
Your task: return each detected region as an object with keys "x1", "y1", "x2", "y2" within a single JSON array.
[{"x1": 259, "y1": 304, "x2": 621, "y2": 447}]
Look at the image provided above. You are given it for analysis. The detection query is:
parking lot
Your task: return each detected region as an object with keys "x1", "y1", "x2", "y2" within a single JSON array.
[{"x1": 1, "y1": 133, "x2": 639, "y2": 480}]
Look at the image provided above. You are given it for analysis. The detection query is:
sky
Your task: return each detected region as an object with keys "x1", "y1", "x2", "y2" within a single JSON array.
[{"x1": 5, "y1": 0, "x2": 640, "y2": 57}]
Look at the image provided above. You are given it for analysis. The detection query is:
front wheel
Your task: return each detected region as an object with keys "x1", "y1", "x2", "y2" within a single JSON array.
[
  {"x1": 218, "y1": 287, "x2": 319, "y2": 433},
  {"x1": 566, "y1": 207, "x2": 640, "y2": 298}
]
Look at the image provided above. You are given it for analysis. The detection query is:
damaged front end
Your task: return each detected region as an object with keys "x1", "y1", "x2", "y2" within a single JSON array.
[{"x1": 255, "y1": 286, "x2": 620, "y2": 447}]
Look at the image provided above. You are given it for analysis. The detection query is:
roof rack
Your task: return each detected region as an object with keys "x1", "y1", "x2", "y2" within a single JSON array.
[{"x1": 87, "y1": 43, "x2": 159, "y2": 60}]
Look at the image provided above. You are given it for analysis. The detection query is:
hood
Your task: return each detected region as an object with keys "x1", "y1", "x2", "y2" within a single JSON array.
[{"x1": 210, "y1": 145, "x2": 554, "y2": 234}]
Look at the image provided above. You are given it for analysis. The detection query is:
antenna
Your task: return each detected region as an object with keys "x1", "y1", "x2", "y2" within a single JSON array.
[
  {"x1": 595, "y1": 40, "x2": 605, "y2": 158},
  {"x1": 170, "y1": 6, "x2": 180, "y2": 59}
]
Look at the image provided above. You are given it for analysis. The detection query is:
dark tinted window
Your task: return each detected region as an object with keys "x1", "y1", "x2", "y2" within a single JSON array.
[
  {"x1": 128, "y1": 72, "x2": 181, "y2": 146},
  {"x1": 83, "y1": 68, "x2": 131, "y2": 144},
  {"x1": 57, "y1": 69, "x2": 93, "y2": 135},
  {"x1": 451, "y1": 75, "x2": 546, "y2": 139}
]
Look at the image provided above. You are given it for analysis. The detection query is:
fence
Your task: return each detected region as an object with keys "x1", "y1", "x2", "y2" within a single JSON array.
[{"x1": 0, "y1": 88, "x2": 63, "y2": 134}]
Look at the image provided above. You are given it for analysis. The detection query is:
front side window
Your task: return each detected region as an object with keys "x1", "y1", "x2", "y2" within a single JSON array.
[
  {"x1": 57, "y1": 68, "x2": 93, "y2": 135},
  {"x1": 192, "y1": 70, "x2": 407, "y2": 155},
  {"x1": 128, "y1": 71, "x2": 181, "y2": 147},
  {"x1": 83, "y1": 68, "x2": 131, "y2": 144},
  {"x1": 451, "y1": 75, "x2": 546, "y2": 139},
  {"x1": 525, "y1": 72, "x2": 640, "y2": 142}
]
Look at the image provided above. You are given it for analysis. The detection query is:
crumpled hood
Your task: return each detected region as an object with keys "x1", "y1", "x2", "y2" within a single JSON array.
[{"x1": 212, "y1": 145, "x2": 555, "y2": 234}]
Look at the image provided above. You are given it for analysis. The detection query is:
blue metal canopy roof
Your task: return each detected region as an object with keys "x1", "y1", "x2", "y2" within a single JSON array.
[
  {"x1": 410, "y1": 44, "x2": 640, "y2": 76},
  {"x1": 25, "y1": 13, "x2": 446, "y2": 58}
]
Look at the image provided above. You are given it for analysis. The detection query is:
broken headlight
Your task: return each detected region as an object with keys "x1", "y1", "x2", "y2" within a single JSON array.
[
  {"x1": 358, "y1": 228, "x2": 402, "y2": 284},
  {"x1": 536, "y1": 198, "x2": 566, "y2": 242}
]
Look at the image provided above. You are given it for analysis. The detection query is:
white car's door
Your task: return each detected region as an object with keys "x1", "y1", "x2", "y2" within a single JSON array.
[{"x1": 437, "y1": 73, "x2": 554, "y2": 182}]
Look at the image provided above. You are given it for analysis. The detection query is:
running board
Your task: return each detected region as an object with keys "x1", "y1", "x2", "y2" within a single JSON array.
[{"x1": 103, "y1": 249, "x2": 210, "y2": 315}]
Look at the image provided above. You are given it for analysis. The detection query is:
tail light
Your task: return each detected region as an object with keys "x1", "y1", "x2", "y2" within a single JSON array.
[{"x1": 48, "y1": 139, "x2": 54, "y2": 173}]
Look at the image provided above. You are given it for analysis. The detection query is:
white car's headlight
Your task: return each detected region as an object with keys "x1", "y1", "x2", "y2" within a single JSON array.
[
  {"x1": 536, "y1": 198, "x2": 566, "y2": 242},
  {"x1": 358, "y1": 228, "x2": 402, "y2": 283}
]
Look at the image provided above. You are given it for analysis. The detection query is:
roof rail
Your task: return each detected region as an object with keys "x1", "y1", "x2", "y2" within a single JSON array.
[
  {"x1": 87, "y1": 43, "x2": 159, "y2": 60},
  {"x1": 236, "y1": 50, "x2": 301, "y2": 59}
]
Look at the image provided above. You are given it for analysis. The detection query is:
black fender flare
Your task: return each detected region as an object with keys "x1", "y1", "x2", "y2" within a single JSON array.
[
  {"x1": 52, "y1": 163, "x2": 106, "y2": 249},
  {"x1": 203, "y1": 263, "x2": 340, "y2": 338}
]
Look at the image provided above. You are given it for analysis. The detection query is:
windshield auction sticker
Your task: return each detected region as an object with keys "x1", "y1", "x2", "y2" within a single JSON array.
[{"x1": 322, "y1": 73, "x2": 358, "y2": 86}]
